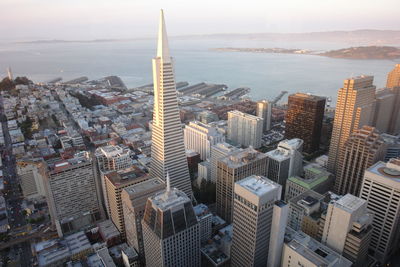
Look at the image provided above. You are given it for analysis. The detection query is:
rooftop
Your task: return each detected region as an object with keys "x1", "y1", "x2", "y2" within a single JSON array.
[
  {"x1": 366, "y1": 159, "x2": 400, "y2": 182},
  {"x1": 284, "y1": 228, "x2": 352, "y2": 267},
  {"x1": 228, "y1": 110, "x2": 263, "y2": 121},
  {"x1": 334, "y1": 194, "x2": 366, "y2": 213},
  {"x1": 105, "y1": 166, "x2": 147, "y2": 187},
  {"x1": 123, "y1": 177, "x2": 164, "y2": 198},
  {"x1": 149, "y1": 173, "x2": 191, "y2": 211},
  {"x1": 236, "y1": 175, "x2": 280, "y2": 197},
  {"x1": 221, "y1": 147, "x2": 266, "y2": 168}
]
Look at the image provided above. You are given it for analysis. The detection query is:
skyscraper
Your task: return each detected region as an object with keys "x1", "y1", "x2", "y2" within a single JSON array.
[
  {"x1": 150, "y1": 10, "x2": 192, "y2": 197},
  {"x1": 285, "y1": 93, "x2": 326, "y2": 153},
  {"x1": 122, "y1": 177, "x2": 165, "y2": 263},
  {"x1": 230, "y1": 175, "x2": 281, "y2": 267},
  {"x1": 44, "y1": 152, "x2": 102, "y2": 237},
  {"x1": 104, "y1": 167, "x2": 148, "y2": 237},
  {"x1": 216, "y1": 147, "x2": 267, "y2": 223},
  {"x1": 386, "y1": 64, "x2": 400, "y2": 88},
  {"x1": 210, "y1": 142, "x2": 239, "y2": 183},
  {"x1": 360, "y1": 159, "x2": 400, "y2": 264},
  {"x1": 256, "y1": 100, "x2": 272, "y2": 132},
  {"x1": 334, "y1": 126, "x2": 386, "y2": 196},
  {"x1": 227, "y1": 110, "x2": 263, "y2": 148},
  {"x1": 373, "y1": 87, "x2": 400, "y2": 135},
  {"x1": 142, "y1": 174, "x2": 200, "y2": 267},
  {"x1": 265, "y1": 138, "x2": 303, "y2": 188},
  {"x1": 183, "y1": 121, "x2": 225, "y2": 160},
  {"x1": 321, "y1": 194, "x2": 373, "y2": 267},
  {"x1": 95, "y1": 145, "x2": 133, "y2": 217},
  {"x1": 327, "y1": 76, "x2": 376, "y2": 173}
]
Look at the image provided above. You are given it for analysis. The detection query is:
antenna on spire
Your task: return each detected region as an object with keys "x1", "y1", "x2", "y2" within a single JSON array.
[{"x1": 166, "y1": 171, "x2": 171, "y2": 193}]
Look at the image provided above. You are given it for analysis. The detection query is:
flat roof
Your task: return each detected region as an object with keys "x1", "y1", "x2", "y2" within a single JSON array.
[{"x1": 236, "y1": 175, "x2": 280, "y2": 197}]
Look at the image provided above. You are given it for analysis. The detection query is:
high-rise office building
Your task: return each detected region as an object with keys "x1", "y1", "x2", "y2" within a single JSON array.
[
  {"x1": 386, "y1": 64, "x2": 400, "y2": 88},
  {"x1": 231, "y1": 175, "x2": 281, "y2": 267},
  {"x1": 334, "y1": 126, "x2": 386, "y2": 196},
  {"x1": 193, "y1": 204, "x2": 213, "y2": 243},
  {"x1": 328, "y1": 76, "x2": 376, "y2": 174},
  {"x1": 104, "y1": 167, "x2": 148, "y2": 237},
  {"x1": 267, "y1": 200, "x2": 289, "y2": 267},
  {"x1": 216, "y1": 147, "x2": 267, "y2": 223},
  {"x1": 184, "y1": 121, "x2": 225, "y2": 160},
  {"x1": 16, "y1": 158, "x2": 47, "y2": 200},
  {"x1": 95, "y1": 145, "x2": 133, "y2": 217},
  {"x1": 265, "y1": 138, "x2": 303, "y2": 188},
  {"x1": 227, "y1": 110, "x2": 263, "y2": 148},
  {"x1": 285, "y1": 93, "x2": 326, "y2": 153},
  {"x1": 385, "y1": 64, "x2": 400, "y2": 134},
  {"x1": 360, "y1": 159, "x2": 400, "y2": 263},
  {"x1": 321, "y1": 194, "x2": 373, "y2": 267},
  {"x1": 44, "y1": 152, "x2": 102, "y2": 237},
  {"x1": 149, "y1": 10, "x2": 192, "y2": 197},
  {"x1": 256, "y1": 100, "x2": 272, "y2": 132},
  {"x1": 122, "y1": 177, "x2": 165, "y2": 263},
  {"x1": 142, "y1": 174, "x2": 200, "y2": 267},
  {"x1": 210, "y1": 142, "x2": 239, "y2": 183}
]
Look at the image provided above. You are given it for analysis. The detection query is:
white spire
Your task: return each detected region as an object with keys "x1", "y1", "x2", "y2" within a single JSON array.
[
  {"x1": 166, "y1": 171, "x2": 171, "y2": 193},
  {"x1": 157, "y1": 9, "x2": 171, "y2": 62}
]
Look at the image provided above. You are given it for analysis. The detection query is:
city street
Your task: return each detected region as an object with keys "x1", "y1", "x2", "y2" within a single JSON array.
[{"x1": 0, "y1": 96, "x2": 32, "y2": 266}]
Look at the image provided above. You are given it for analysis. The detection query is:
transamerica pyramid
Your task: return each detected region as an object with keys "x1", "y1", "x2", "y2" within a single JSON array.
[{"x1": 149, "y1": 10, "x2": 193, "y2": 197}]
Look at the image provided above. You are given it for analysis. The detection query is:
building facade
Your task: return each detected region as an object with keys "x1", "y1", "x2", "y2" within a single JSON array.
[
  {"x1": 266, "y1": 138, "x2": 303, "y2": 189},
  {"x1": 227, "y1": 110, "x2": 263, "y2": 148},
  {"x1": 210, "y1": 142, "x2": 239, "y2": 184},
  {"x1": 216, "y1": 148, "x2": 268, "y2": 223},
  {"x1": 321, "y1": 194, "x2": 373, "y2": 267},
  {"x1": 142, "y1": 173, "x2": 200, "y2": 267},
  {"x1": 184, "y1": 121, "x2": 225, "y2": 160},
  {"x1": 16, "y1": 158, "x2": 47, "y2": 200},
  {"x1": 149, "y1": 10, "x2": 192, "y2": 197},
  {"x1": 231, "y1": 175, "x2": 281, "y2": 267},
  {"x1": 285, "y1": 93, "x2": 326, "y2": 153},
  {"x1": 256, "y1": 100, "x2": 271, "y2": 132},
  {"x1": 360, "y1": 159, "x2": 400, "y2": 264},
  {"x1": 327, "y1": 76, "x2": 376, "y2": 174},
  {"x1": 334, "y1": 126, "x2": 386, "y2": 196},
  {"x1": 45, "y1": 152, "x2": 102, "y2": 237},
  {"x1": 122, "y1": 177, "x2": 165, "y2": 264},
  {"x1": 104, "y1": 167, "x2": 149, "y2": 237}
]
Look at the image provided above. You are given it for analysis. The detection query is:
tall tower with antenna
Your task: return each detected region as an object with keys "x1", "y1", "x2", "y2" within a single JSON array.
[
  {"x1": 7, "y1": 67, "x2": 13, "y2": 81},
  {"x1": 149, "y1": 10, "x2": 193, "y2": 198}
]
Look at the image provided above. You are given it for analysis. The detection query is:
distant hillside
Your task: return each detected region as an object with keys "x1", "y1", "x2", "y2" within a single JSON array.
[
  {"x1": 213, "y1": 45, "x2": 400, "y2": 60},
  {"x1": 181, "y1": 30, "x2": 400, "y2": 45},
  {"x1": 13, "y1": 30, "x2": 400, "y2": 46},
  {"x1": 320, "y1": 46, "x2": 400, "y2": 59}
]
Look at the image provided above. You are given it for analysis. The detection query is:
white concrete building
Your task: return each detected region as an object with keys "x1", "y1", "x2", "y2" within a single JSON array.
[
  {"x1": 231, "y1": 175, "x2": 281, "y2": 267},
  {"x1": 184, "y1": 121, "x2": 225, "y2": 160},
  {"x1": 321, "y1": 194, "x2": 374, "y2": 266},
  {"x1": 149, "y1": 10, "x2": 192, "y2": 197},
  {"x1": 210, "y1": 142, "x2": 239, "y2": 183},
  {"x1": 282, "y1": 228, "x2": 352, "y2": 267},
  {"x1": 227, "y1": 110, "x2": 263, "y2": 148},
  {"x1": 360, "y1": 159, "x2": 400, "y2": 263}
]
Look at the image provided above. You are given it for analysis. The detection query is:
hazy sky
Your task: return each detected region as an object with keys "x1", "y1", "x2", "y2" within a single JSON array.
[{"x1": 1, "y1": 0, "x2": 399, "y2": 40}]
